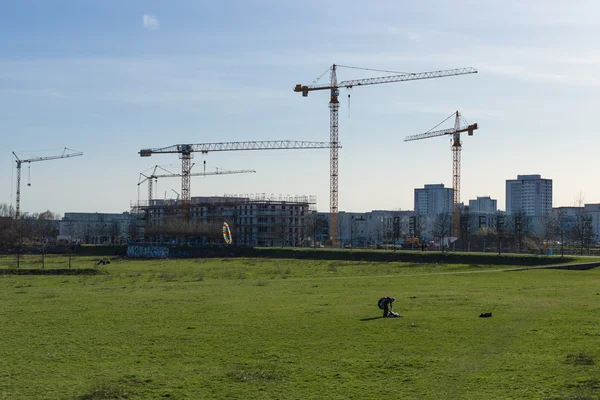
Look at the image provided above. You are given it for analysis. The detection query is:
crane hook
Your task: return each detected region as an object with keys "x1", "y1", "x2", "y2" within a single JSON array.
[{"x1": 348, "y1": 93, "x2": 351, "y2": 118}]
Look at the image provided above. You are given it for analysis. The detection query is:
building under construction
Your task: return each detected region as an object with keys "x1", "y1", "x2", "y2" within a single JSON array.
[{"x1": 133, "y1": 194, "x2": 316, "y2": 247}]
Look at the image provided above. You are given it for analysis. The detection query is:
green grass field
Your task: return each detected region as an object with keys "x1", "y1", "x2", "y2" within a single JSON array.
[{"x1": 1, "y1": 255, "x2": 599, "y2": 399}]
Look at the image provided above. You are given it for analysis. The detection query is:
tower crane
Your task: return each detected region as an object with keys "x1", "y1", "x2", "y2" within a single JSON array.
[
  {"x1": 138, "y1": 164, "x2": 256, "y2": 204},
  {"x1": 294, "y1": 65, "x2": 478, "y2": 244},
  {"x1": 12, "y1": 148, "x2": 83, "y2": 219},
  {"x1": 139, "y1": 140, "x2": 338, "y2": 212},
  {"x1": 404, "y1": 111, "x2": 479, "y2": 236}
]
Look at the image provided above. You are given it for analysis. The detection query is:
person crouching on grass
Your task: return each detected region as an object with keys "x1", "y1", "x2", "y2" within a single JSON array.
[{"x1": 378, "y1": 296, "x2": 401, "y2": 318}]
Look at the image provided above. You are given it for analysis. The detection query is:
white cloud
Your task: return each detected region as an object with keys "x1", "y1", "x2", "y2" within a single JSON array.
[{"x1": 143, "y1": 14, "x2": 160, "y2": 30}]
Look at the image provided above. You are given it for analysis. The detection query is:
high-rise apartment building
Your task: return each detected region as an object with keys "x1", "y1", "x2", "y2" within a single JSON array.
[
  {"x1": 414, "y1": 184, "x2": 454, "y2": 215},
  {"x1": 468, "y1": 196, "x2": 498, "y2": 214},
  {"x1": 506, "y1": 174, "x2": 552, "y2": 216}
]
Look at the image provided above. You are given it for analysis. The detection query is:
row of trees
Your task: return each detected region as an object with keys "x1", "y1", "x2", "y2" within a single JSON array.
[
  {"x1": 446, "y1": 207, "x2": 594, "y2": 255},
  {"x1": 0, "y1": 204, "x2": 61, "y2": 253},
  {"x1": 0, "y1": 204, "x2": 66, "y2": 267}
]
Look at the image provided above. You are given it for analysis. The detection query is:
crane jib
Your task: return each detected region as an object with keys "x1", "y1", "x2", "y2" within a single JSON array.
[
  {"x1": 296, "y1": 67, "x2": 477, "y2": 92},
  {"x1": 139, "y1": 141, "x2": 340, "y2": 156}
]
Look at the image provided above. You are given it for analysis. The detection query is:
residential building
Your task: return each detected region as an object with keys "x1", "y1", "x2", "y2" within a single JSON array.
[
  {"x1": 59, "y1": 212, "x2": 132, "y2": 244},
  {"x1": 318, "y1": 210, "x2": 415, "y2": 245},
  {"x1": 468, "y1": 196, "x2": 498, "y2": 214},
  {"x1": 135, "y1": 194, "x2": 315, "y2": 247},
  {"x1": 506, "y1": 174, "x2": 552, "y2": 216},
  {"x1": 584, "y1": 204, "x2": 600, "y2": 242},
  {"x1": 551, "y1": 204, "x2": 600, "y2": 243},
  {"x1": 414, "y1": 184, "x2": 454, "y2": 215}
]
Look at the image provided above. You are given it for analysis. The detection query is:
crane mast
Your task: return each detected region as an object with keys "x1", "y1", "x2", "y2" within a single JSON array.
[
  {"x1": 139, "y1": 166, "x2": 161, "y2": 203},
  {"x1": 12, "y1": 148, "x2": 83, "y2": 219},
  {"x1": 180, "y1": 146, "x2": 193, "y2": 205},
  {"x1": 452, "y1": 113, "x2": 462, "y2": 237},
  {"x1": 295, "y1": 65, "x2": 477, "y2": 245},
  {"x1": 329, "y1": 65, "x2": 340, "y2": 244}
]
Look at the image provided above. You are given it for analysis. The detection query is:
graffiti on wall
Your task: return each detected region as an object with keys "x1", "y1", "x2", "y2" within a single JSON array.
[{"x1": 127, "y1": 245, "x2": 169, "y2": 259}]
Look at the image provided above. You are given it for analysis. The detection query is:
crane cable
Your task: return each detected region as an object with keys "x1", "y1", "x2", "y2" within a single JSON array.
[
  {"x1": 309, "y1": 65, "x2": 415, "y2": 89},
  {"x1": 309, "y1": 66, "x2": 332, "y2": 88},
  {"x1": 348, "y1": 93, "x2": 351, "y2": 118},
  {"x1": 10, "y1": 158, "x2": 14, "y2": 211},
  {"x1": 425, "y1": 112, "x2": 458, "y2": 133},
  {"x1": 337, "y1": 65, "x2": 414, "y2": 75}
]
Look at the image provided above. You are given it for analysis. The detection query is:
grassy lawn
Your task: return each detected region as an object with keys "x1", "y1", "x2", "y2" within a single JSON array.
[{"x1": 0, "y1": 256, "x2": 599, "y2": 399}]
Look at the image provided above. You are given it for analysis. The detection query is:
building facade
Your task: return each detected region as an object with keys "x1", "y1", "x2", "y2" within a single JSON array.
[
  {"x1": 136, "y1": 195, "x2": 314, "y2": 247},
  {"x1": 584, "y1": 204, "x2": 600, "y2": 241},
  {"x1": 506, "y1": 174, "x2": 552, "y2": 216},
  {"x1": 468, "y1": 196, "x2": 498, "y2": 214},
  {"x1": 414, "y1": 184, "x2": 454, "y2": 215},
  {"x1": 317, "y1": 210, "x2": 415, "y2": 246},
  {"x1": 59, "y1": 212, "x2": 132, "y2": 244}
]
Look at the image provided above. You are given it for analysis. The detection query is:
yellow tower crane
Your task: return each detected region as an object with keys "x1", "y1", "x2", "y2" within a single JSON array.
[
  {"x1": 294, "y1": 65, "x2": 477, "y2": 244},
  {"x1": 404, "y1": 111, "x2": 478, "y2": 237},
  {"x1": 139, "y1": 140, "x2": 338, "y2": 218}
]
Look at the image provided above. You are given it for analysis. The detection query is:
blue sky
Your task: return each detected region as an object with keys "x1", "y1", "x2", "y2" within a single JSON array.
[{"x1": 1, "y1": 0, "x2": 600, "y2": 216}]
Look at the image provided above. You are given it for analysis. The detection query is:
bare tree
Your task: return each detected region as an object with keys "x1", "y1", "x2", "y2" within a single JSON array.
[
  {"x1": 336, "y1": 217, "x2": 347, "y2": 248},
  {"x1": 34, "y1": 213, "x2": 59, "y2": 268},
  {"x1": 392, "y1": 215, "x2": 401, "y2": 251},
  {"x1": 0, "y1": 203, "x2": 15, "y2": 218},
  {"x1": 275, "y1": 216, "x2": 290, "y2": 247},
  {"x1": 128, "y1": 216, "x2": 139, "y2": 243},
  {"x1": 410, "y1": 214, "x2": 425, "y2": 243},
  {"x1": 434, "y1": 212, "x2": 452, "y2": 253},
  {"x1": 305, "y1": 212, "x2": 328, "y2": 247},
  {"x1": 572, "y1": 211, "x2": 593, "y2": 255},
  {"x1": 61, "y1": 221, "x2": 76, "y2": 268},
  {"x1": 304, "y1": 212, "x2": 318, "y2": 247},
  {"x1": 348, "y1": 217, "x2": 356, "y2": 248},
  {"x1": 38, "y1": 210, "x2": 59, "y2": 221},
  {"x1": 111, "y1": 223, "x2": 120, "y2": 245},
  {"x1": 554, "y1": 208, "x2": 568, "y2": 257},
  {"x1": 572, "y1": 194, "x2": 593, "y2": 255},
  {"x1": 536, "y1": 213, "x2": 557, "y2": 255},
  {"x1": 315, "y1": 214, "x2": 329, "y2": 247},
  {"x1": 382, "y1": 223, "x2": 395, "y2": 247},
  {"x1": 14, "y1": 214, "x2": 34, "y2": 268},
  {"x1": 496, "y1": 213, "x2": 507, "y2": 255},
  {"x1": 512, "y1": 210, "x2": 532, "y2": 253},
  {"x1": 0, "y1": 204, "x2": 18, "y2": 251},
  {"x1": 0, "y1": 217, "x2": 17, "y2": 253},
  {"x1": 459, "y1": 208, "x2": 477, "y2": 251}
]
